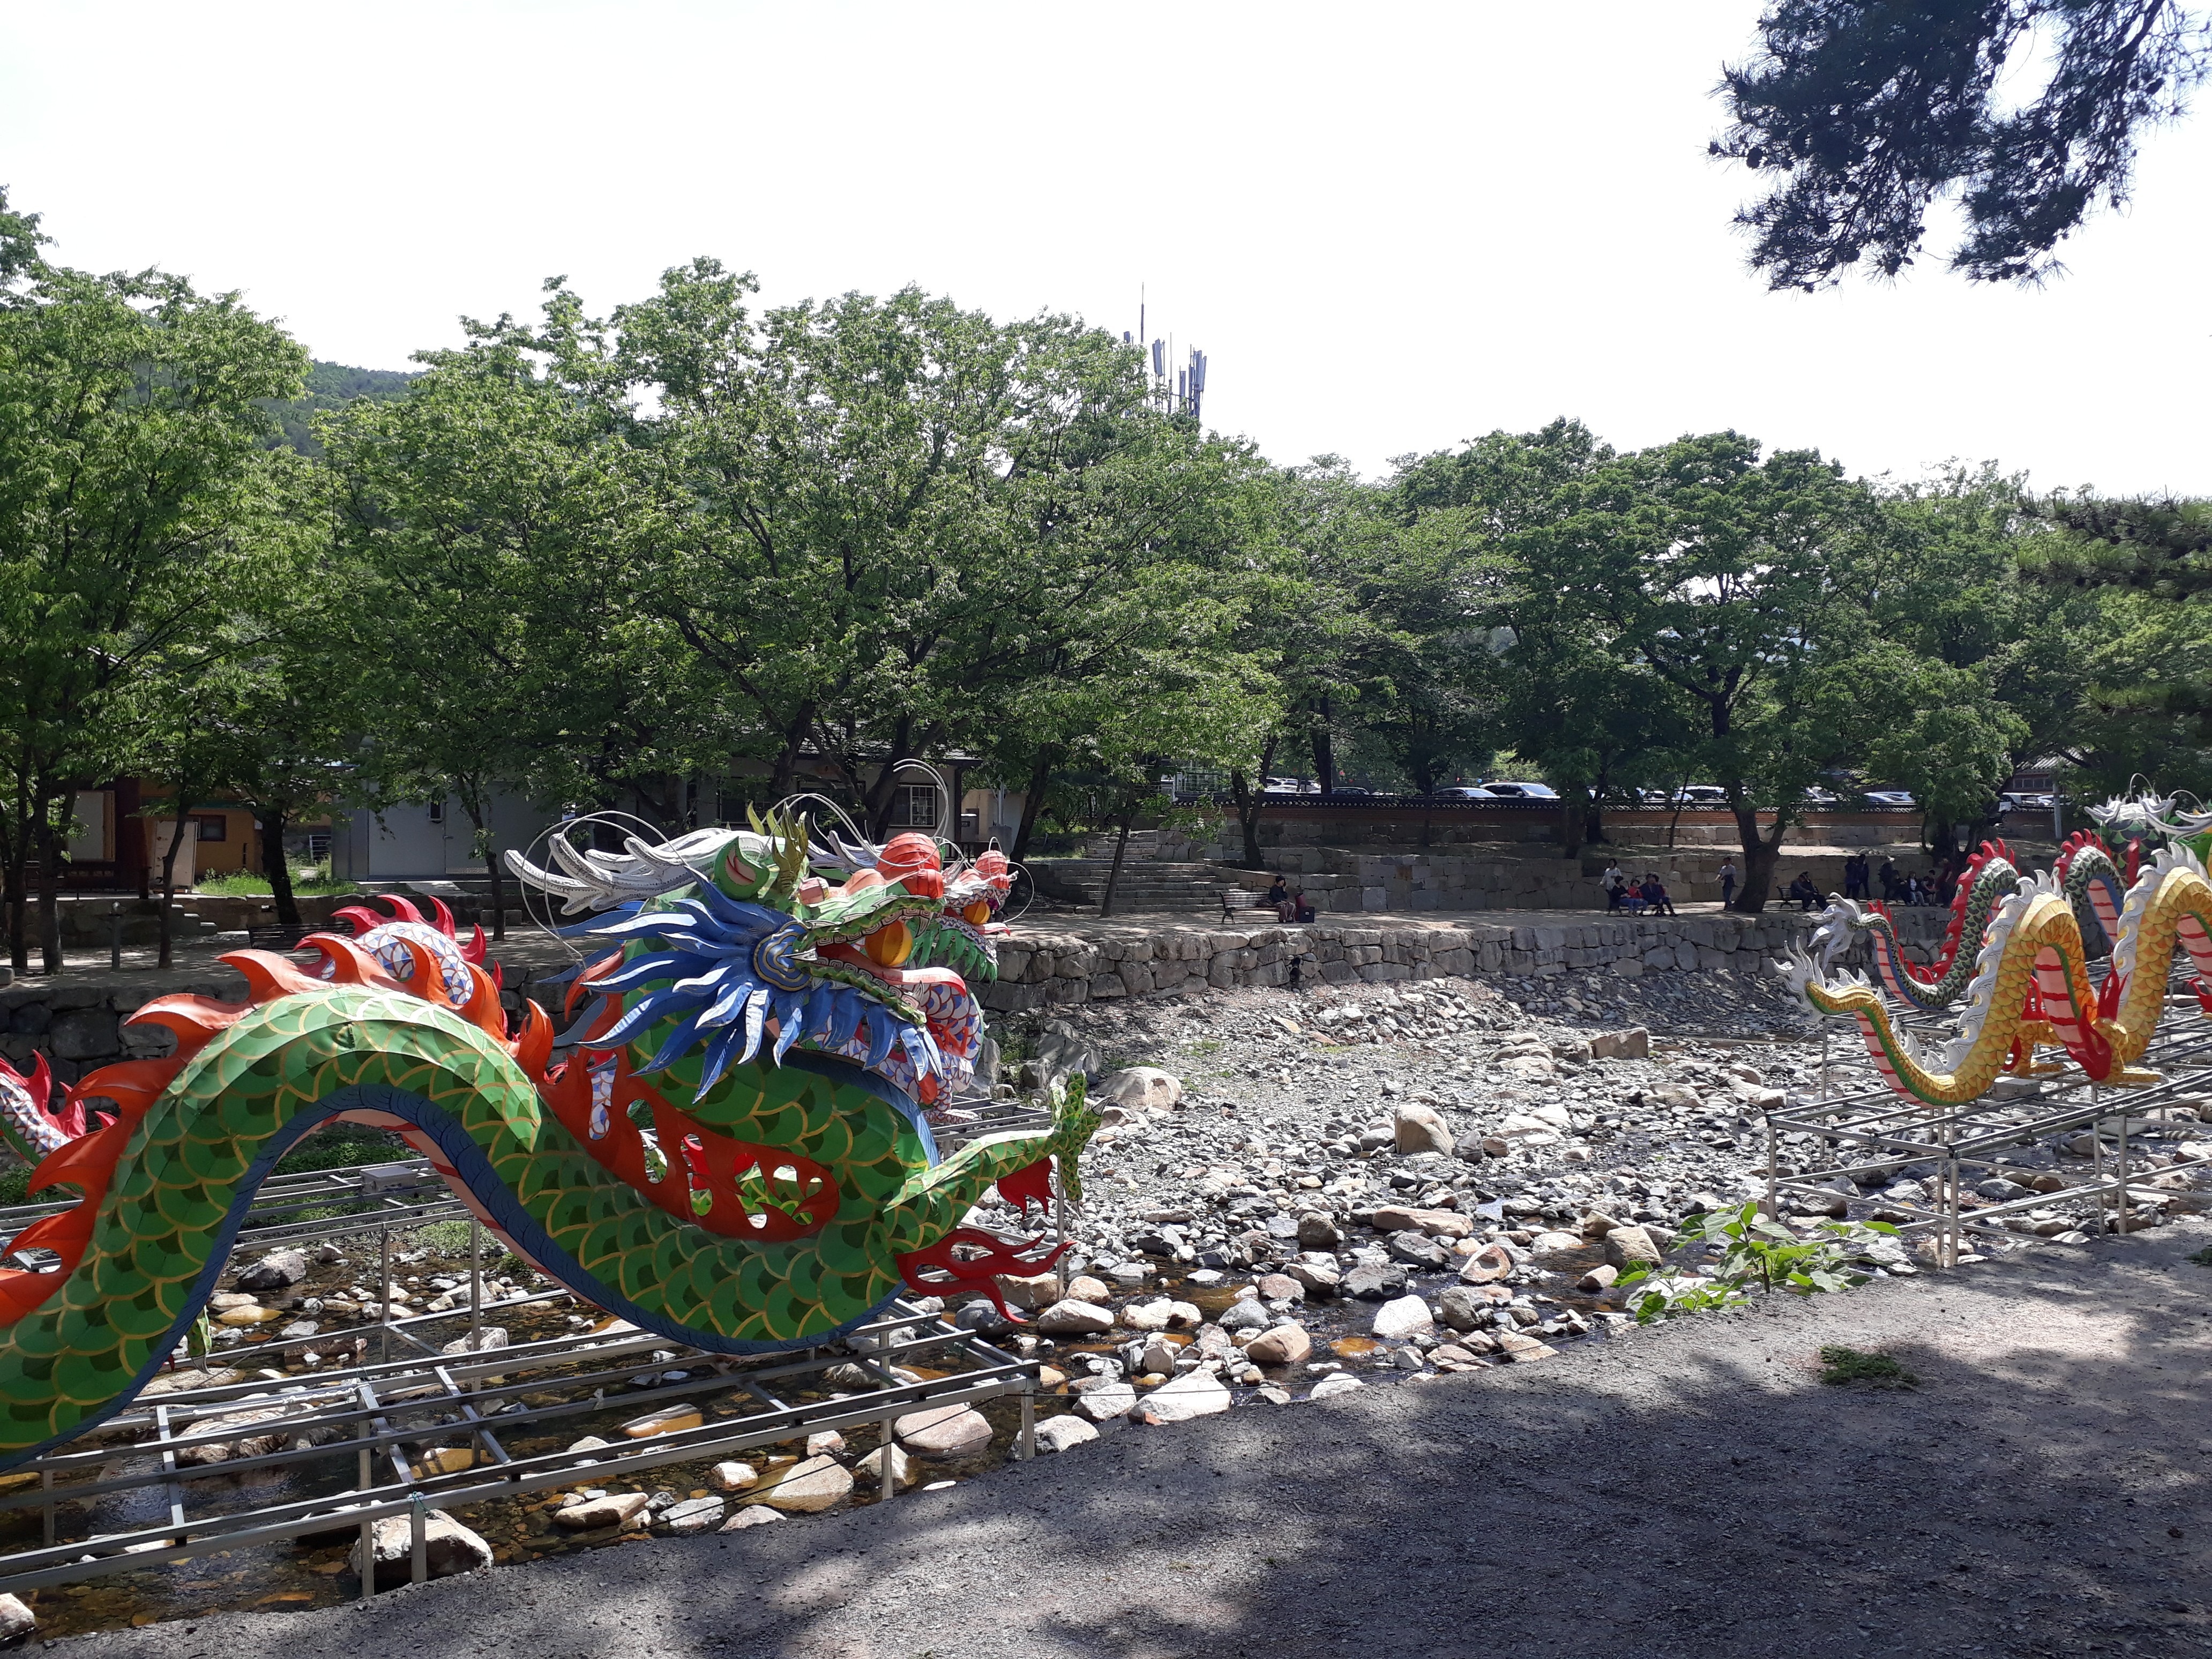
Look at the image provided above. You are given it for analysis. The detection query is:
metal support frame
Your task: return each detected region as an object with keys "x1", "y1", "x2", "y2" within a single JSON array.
[
  {"x1": 1765, "y1": 972, "x2": 2211, "y2": 1264},
  {"x1": 0, "y1": 1296, "x2": 1037, "y2": 1600},
  {"x1": 0, "y1": 1144, "x2": 1043, "y2": 1604}
]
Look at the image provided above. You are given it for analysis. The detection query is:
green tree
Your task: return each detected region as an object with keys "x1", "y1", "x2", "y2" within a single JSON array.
[
  {"x1": 1714, "y1": 1, "x2": 2212, "y2": 288},
  {"x1": 0, "y1": 190, "x2": 305, "y2": 969}
]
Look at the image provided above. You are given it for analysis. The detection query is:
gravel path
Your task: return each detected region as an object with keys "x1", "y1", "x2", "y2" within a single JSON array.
[{"x1": 58, "y1": 1219, "x2": 2212, "y2": 1659}]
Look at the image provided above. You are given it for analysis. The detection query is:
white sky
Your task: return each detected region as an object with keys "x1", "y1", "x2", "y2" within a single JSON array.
[{"x1": 4, "y1": 2, "x2": 2206, "y2": 493}]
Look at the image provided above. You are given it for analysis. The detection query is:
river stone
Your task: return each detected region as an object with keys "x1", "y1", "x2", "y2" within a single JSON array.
[
  {"x1": 235, "y1": 1249, "x2": 310, "y2": 1292},
  {"x1": 1459, "y1": 1243, "x2": 1515, "y2": 1283},
  {"x1": 1578, "y1": 1264, "x2": 1620, "y2": 1292},
  {"x1": 1603, "y1": 1225, "x2": 1662, "y2": 1269},
  {"x1": 1216, "y1": 1297, "x2": 1270, "y2": 1333},
  {"x1": 1072, "y1": 1381, "x2": 1138, "y2": 1422},
  {"x1": 760, "y1": 1455, "x2": 854, "y2": 1512},
  {"x1": 555, "y1": 1491, "x2": 653, "y2": 1530},
  {"x1": 1284, "y1": 1259, "x2": 1341, "y2": 1296},
  {"x1": 1590, "y1": 1027, "x2": 1649, "y2": 1060},
  {"x1": 721, "y1": 1506, "x2": 783, "y2": 1531},
  {"x1": 1034, "y1": 1415, "x2": 1099, "y2": 1453},
  {"x1": 1343, "y1": 1262, "x2": 1408, "y2": 1300},
  {"x1": 1393, "y1": 1102, "x2": 1455, "y2": 1156},
  {"x1": 0, "y1": 1594, "x2": 29, "y2": 1640},
  {"x1": 1372, "y1": 1295, "x2": 1434, "y2": 1339},
  {"x1": 1386, "y1": 1230, "x2": 1449, "y2": 1269},
  {"x1": 1295, "y1": 1210, "x2": 1342, "y2": 1249},
  {"x1": 349, "y1": 1510, "x2": 494, "y2": 1588},
  {"x1": 1096, "y1": 1067, "x2": 1183, "y2": 1111},
  {"x1": 855, "y1": 1442, "x2": 912, "y2": 1485},
  {"x1": 1436, "y1": 1286, "x2": 1492, "y2": 1332},
  {"x1": 1495, "y1": 1330, "x2": 1560, "y2": 1363},
  {"x1": 1244, "y1": 1322, "x2": 1313, "y2": 1366},
  {"x1": 1117, "y1": 1298, "x2": 1174, "y2": 1332},
  {"x1": 1065, "y1": 1274, "x2": 1110, "y2": 1302},
  {"x1": 660, "y1": 1496, "x2": 726, "y2": 1535},
  {"x1": 1137, "y1": 1370, "x2": 1232, "y2": 1424},
  {"x1": 995, "y1": 1272, "x2": 1062, "y2": 1311},
  {"x1": 708, "y1": 1460, "x2": 757, "y2": 1491},
  {"x1": 1036, "y1": 1299, "x2": 1115, "y2": 1336},
  {"x1": 1370, "y1": 1205, "x2": 1473, "y2": 1239},
  {"x1": 1309, "y1": 1373, "x2": 1365, "y2": 1400},
  {"x1": 1529, "y1": 1230, "x2": 1585, "y2": 1255},
  {"x1": 895, "y1": 1404, "x2": 993, "y2": 1458},
  {"x1": 1254, "y1": 1272, "x2": 1303, "y2": 1303}
]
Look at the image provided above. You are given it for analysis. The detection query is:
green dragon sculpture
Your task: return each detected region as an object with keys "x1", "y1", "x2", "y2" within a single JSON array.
[{"x1": 0, "y1": 819, "x2": 1092, "y2": 1466}]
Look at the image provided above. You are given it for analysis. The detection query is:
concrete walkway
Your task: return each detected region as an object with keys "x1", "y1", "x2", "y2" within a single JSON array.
[{"x1": 63, "y1": 1221, "x2": 2212, "y2": 1658}]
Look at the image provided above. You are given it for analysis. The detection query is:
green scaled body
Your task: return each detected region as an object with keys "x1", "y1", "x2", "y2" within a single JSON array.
[{"x1": 0, "y1": 820, "x2": 1088, "y2": 1467}]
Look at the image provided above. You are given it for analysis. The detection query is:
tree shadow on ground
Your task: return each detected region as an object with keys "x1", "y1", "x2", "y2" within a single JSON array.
[{"x1": 69, "y1": 1224, "x2": 2212, "y2": 1659}]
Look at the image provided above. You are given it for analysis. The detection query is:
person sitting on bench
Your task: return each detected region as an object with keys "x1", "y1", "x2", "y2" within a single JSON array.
[
  {"x1": 1639, "y1": 873, "x2": 1677, "y2": 917},
  {"x1": 1788, "y1": 871, "x2": 1822, "y2": 911}
]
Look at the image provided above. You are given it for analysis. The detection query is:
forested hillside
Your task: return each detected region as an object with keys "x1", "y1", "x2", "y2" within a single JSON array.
[{"x1": 264, "y1": 360, "x2": 416, "y2": 455}]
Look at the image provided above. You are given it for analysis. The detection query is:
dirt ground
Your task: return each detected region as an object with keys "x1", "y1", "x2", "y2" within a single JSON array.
[{"x1": 53, "y1": 1216, "x2": 2212, "y2": 1659}]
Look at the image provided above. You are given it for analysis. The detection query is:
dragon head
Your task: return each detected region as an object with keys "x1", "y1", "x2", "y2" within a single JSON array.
[{"x1": 516, "y1": 815, "x2": 991, "y2": 1112}]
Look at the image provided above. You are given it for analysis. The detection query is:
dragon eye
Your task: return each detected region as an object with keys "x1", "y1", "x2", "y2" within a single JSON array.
[
  {"x1": 863, "y1": 921, "x2": 913, "y2": 967},
  {"x1": 962, "y1": 901, "x2": 991, "y2": 925}
]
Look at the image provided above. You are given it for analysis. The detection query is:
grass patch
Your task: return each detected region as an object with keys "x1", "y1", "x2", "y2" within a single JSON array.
[
  {"x1": 271, "y1": 1130, "x2": 407, "y2": 1177},
  {"x1": 1818, "y1": 1345, "x2": 1917, "y2": 1388},
  {"x1": 2187, "y1": 1245, "x2": 2212, "y2": 1267},
  {"x1": 412, "y1": 1218, "x2": 476, "y2": 1254},
  {"x1": 0, "y1": 1167, "x2": 68, "y2": 1208},
  {"x1": 193, "y1": 869, "x2": 358, "y2": 897}
]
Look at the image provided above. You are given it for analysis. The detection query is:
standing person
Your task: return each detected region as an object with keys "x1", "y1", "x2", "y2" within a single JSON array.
[
  {"x1": 1718, "y1": 858, "x2": 1738, "y2": 908},
  {"x1": 1844, "y1": 853, "x2": 1869, "y2": 901},
  {"x1": 1600, "y1": 860, "x2": 1624, "y2": 910},
  {"x1": 1879, "y1": 858, "x2": 1899, "y2": 903}
]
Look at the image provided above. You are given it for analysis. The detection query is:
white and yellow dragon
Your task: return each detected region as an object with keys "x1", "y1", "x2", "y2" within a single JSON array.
[{"x1": 1779, "y1": 799, "x2": 2212, "y2": 1109}]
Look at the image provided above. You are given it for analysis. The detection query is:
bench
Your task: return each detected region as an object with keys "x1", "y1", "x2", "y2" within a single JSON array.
[{"x1": 1219, "y1": 887, "x2": 1279, "y2": 922}]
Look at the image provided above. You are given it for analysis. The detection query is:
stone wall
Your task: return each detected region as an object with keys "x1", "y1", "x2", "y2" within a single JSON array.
[
  {"x1": 1216, "y1": 848, "x2": 1950, "y2": 914},
  {"x1": 980, "y1": 911, "x2": 1896, "y2": 1013}
]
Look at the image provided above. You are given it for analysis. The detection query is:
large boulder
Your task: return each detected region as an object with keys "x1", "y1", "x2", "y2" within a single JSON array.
[
  {"x1": 1244, "y1": 1322, "x2": 1313, "y2": 1366},
  {"x1": 1393, "y1": 1103, "x2": 1455, "y2": 1156},
  {"x1": 1096, "y1": 1067, "x2": 1183, "y2": 1112},
  {"x1": 234, "y1": 1249, "x2": 310, "y2": 1292},
  {"x1": 1036, "y1": 1299, "x2": 1115, "y2": 1336},
  {"x1": 348, "y1": 1510, "x2": 494, "y2": 1589},
  {"x1": 760, "y1": 1456, "x2": 854, "y2": 1513},
  {"x1": 1136, "y1": 1371, "x2": 1232, "y2": 1424},
  {"x1": 1603, "y1": 1225, "x2": 1662, "y2": 1270},
  {"x1": 1033, "y1": 1020, "x2": 1102, "y2": 1087}
]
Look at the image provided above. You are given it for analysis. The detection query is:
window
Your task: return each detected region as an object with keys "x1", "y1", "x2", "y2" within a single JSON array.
[
  {"x1": 195, "y1": 816, "x2": 227, "y2": 843},
  {"x1": 893, "y1": 785, "x2": 940, "y2": 829},
  {"x1": 428, "y1": 802, "x2": 444, "y2": 825}
]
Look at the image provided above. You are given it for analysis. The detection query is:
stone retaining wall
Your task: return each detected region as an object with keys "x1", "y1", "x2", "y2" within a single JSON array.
[{"x1": 982, "y1": 911, "x2": 1882, "y2": 1013}]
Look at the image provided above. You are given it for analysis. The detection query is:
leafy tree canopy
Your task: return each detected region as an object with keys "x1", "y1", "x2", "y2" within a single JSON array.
[{"x1": 1715, "y1": 1, "x2": 2212, "y2": 288}]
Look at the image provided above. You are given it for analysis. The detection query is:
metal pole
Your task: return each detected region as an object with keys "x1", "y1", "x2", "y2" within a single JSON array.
[
  {"x1": 469, "y1": 1216, "x2": 482, "y2": 1355},
  {"x1": 379, "y1": 1224, "x2": 393, "y2": 1366},
  {"x1": 409, "y1": 1494, "x2": 427, "y2": 1585},
  {"x1": 1764, "y1": 1116, "x2": 1777, "y2": 1219},
  {"x1": 1053, "y1": 1171, "x2": 1071, "y2": 1296},
  {"x1": 2091, "y1": 1087, "x2": 2105, "y2": 1234},
  {"x1": 880, "y1": 1416, "x2": 898, "y2": 1505},
  {"x1": 1018, "y1": 1384, "x2": 1035, "y2": 1461},
  {"x1": 2115, "y1": 1107, "x2": 2130, "y2": 1234},
  {"x1": 108, "y1": 903, "x2": 121, "y2": 972},
  {"x1": 357, "y1": 1390, "x2": 375, "y2": 1601}
]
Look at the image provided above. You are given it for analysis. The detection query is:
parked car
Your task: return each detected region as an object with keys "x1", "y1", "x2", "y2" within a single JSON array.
[
  {"x1": 1999, "y1": 790, "x2": 2053, "y2": 813},
  {"x1": 1671, "y1": 784, "x2": 1730, "y2": 806},
  {"x1": 1862, "y1": 789, "x2": 1917, "y2": 808},
  {"x1": 1478, "y1": 781, "x2": 1559, "y2": 800},
  {"x1": 1327, "y1": 786, "x2": 1374, "y2": 796},
  {"x1": 1800, "y1": 786, "x2": 1840, "y2": 805},
  {"x1": 1428, "y1": 785, "x2": 1498, "y2": 799}
]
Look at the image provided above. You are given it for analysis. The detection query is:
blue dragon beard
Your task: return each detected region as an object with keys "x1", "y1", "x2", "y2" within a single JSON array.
[{"x1": 561, "y1": 882, "x2": 953, "y2": 1100}]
